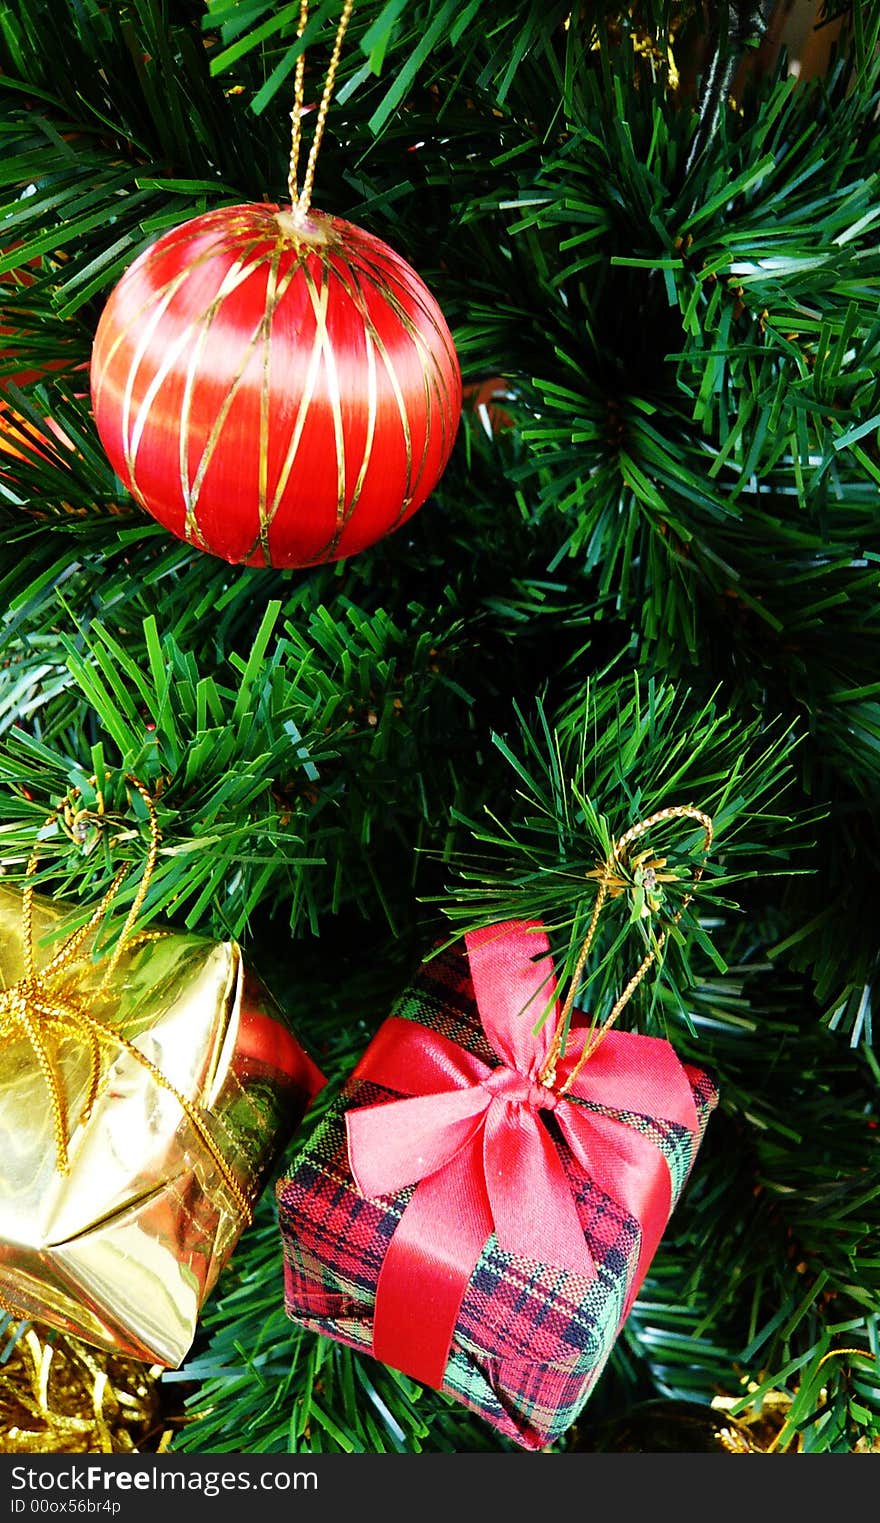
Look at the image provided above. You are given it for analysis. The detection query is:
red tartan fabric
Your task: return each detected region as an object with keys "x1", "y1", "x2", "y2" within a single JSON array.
[{"x1": 277, "y1": 935, "x2": 717, "y2": 1449}]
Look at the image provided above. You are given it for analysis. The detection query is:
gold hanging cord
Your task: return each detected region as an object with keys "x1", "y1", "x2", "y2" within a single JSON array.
[
  {"x1": 538, "y1": 805, "x2": 714, "y2": 1093},
  {"x1": 288, "y1": 0, "x2": 356, "y2": 224}
]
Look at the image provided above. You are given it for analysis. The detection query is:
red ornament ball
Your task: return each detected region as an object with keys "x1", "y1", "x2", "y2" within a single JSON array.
[{"x1": 90, "y1": 203, "x2": 462, "y2": 567}]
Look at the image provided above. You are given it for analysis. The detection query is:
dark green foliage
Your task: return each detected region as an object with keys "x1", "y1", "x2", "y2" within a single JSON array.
[{"x1": 1, "y1": 0, "x2": 877, "y2": 1454}]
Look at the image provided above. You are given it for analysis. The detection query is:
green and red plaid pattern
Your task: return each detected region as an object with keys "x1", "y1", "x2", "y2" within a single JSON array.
[{"x1": 277, "y1": 941, "x2": 717, "y2": 1450}]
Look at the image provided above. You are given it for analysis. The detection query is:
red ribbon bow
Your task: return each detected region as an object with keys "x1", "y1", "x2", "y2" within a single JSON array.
[{"x1": 346, "y1": 920, "x2": 699, "y2": 1388}]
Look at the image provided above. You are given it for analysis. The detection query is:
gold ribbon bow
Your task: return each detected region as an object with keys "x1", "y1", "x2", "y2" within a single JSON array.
[{"x1": 0, "y1": 776, "x2": 251, "y2": 1218}]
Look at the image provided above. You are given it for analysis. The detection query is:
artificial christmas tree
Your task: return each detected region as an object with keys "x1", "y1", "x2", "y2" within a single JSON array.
[{"x1": 1, "y1": 0, "x2": 878, "y2": 1456}]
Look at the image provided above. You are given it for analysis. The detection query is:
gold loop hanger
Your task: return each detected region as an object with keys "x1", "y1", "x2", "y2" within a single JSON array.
[
  {"x1": 287, "y1": 0, "x2": 356, "y2": 225},
  {"x1": 538, "y1": 805, "x2": 714, "y2": 1092}
]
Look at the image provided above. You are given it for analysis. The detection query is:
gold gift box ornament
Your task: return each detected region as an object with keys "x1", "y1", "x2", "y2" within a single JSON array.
[{"x1": 0, "y1": 778, "x2": 324, "y2": 1367}]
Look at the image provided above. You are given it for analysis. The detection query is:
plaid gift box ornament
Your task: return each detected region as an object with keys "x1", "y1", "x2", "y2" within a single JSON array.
[{"x1": 278, "y1": 807, "x2": 718, "y2": 1449}]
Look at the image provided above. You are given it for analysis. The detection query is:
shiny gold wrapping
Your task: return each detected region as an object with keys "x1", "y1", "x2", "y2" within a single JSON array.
[{"x1": 0, "y1": 885, "x2": 323, "y2": 1367}]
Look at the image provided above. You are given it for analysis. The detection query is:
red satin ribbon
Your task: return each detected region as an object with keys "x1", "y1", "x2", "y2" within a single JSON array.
[{"x1": 346, "y1": 920, "x2": 699, "y2": 1388}]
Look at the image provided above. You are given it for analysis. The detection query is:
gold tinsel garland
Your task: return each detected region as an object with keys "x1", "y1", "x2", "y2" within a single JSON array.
[{"x1": 0, "y1": 1319, "x2": 174, "y2": 1453}]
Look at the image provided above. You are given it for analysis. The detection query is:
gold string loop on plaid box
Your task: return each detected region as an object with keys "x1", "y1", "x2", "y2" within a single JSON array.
[
  {"x1": 538, "y1": 805, "x2": 714, "y2": 1094},
  {"x1": 0, "y1": 775, "x2": 251, "y2": 1218},
  {"x1": 288, "y1": 0, "x2": 355, "y2": 225}
]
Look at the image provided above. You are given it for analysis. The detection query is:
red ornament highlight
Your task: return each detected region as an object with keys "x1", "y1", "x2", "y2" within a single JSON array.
[{"x1": 89, "y1": 203, "x2": 461, "y2": 567}]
